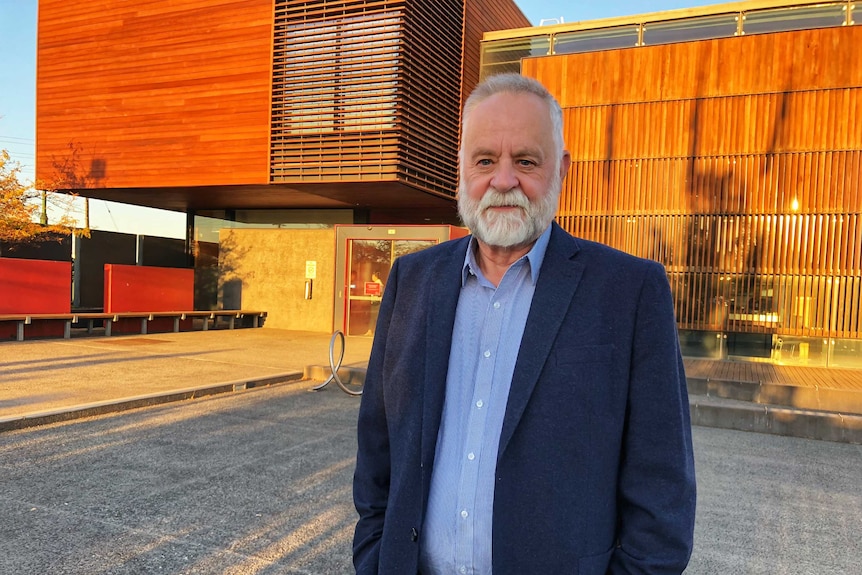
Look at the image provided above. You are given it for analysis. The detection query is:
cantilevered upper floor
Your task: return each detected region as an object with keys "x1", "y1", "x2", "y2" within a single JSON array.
[{"x1": 35, "y1": 0, "x2": 528, "y2": 220}]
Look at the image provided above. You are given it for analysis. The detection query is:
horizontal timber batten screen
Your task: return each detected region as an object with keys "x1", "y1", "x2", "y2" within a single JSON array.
[{"x1": 270, "y1": 0, "x2": 462, "y2": 197}]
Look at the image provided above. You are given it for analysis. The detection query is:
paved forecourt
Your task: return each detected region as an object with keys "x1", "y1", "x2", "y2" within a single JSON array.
[
  {"x1": 0, "y1": 382, "x2": 859, "y2": 574},
  {"x1": 0, "y1": 328, "x2": 372, "y2": 430},
  {"x1": 1, "y1": 327, "x2": 861, "y2": 441}
]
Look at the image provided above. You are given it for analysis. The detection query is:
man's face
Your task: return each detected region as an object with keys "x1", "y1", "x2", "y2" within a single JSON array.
[{"x1": 457, "y1": 91, "x2": 570, "y2": 249}]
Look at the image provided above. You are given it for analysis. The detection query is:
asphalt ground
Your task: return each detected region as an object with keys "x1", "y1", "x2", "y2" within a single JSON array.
[{"x1": 0, "y1": 381, "x2": 859, "y2": 574}]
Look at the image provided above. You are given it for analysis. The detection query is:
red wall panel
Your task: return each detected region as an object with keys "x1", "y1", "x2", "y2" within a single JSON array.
[
  {"x1": 0, "y1": 258, "x2": 71, "y2": 339},
  {"x1": 104, "y1": 265, "x2": 193, "y2": 313},
  {"x1": 0, "y1": 258, "x2": 71, "y2": 314}
]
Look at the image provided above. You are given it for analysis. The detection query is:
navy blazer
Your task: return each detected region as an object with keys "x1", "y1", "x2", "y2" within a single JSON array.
[{"x1": 353, "y1": 223, "x2": 696, "y2": 574}]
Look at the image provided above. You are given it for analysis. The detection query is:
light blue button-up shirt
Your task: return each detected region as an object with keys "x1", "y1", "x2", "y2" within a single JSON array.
[{"x1": 419, "y1": 225, "x2": 552, "y2": 575}]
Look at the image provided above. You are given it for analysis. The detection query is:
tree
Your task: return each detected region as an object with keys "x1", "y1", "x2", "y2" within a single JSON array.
[
  {"x1": 0, "y1": 149, "x2": 80, "y2": 245},
  {"x1": 42, "y1": 141, "x2": 105, "y2": 231}
]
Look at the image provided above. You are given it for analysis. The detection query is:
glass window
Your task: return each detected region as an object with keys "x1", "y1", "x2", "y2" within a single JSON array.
[
  {"x1": 553, "y1": 26, "x2": 640, "y2": 55},
  {"x1": 642, "y1": 14, "x2": 738, "y2": 45},
  {"x1": 481, "y1": 36, "x2": 551, "y2": 64},
  {"x1": 742, "y1": 3, "x2": 847, "y2": 36},
  {"x1": 771, "y1": 335, "x2": 828, "y2": 366},
  {"x1": 678, "y1": 329, "x2": 724, "y2": 359},
  {"x1": 480, "y1": 37, "x2": 552, "y2": 78},
  {"x1": 479, "y1": 61, "x2": 522, "y2": 81},
  {"x1": 726, "y1": 332, "x2": 774, "y2": 358},
  {"x1": 830, "y1": 338, "x2": 862, "y2": 369}
]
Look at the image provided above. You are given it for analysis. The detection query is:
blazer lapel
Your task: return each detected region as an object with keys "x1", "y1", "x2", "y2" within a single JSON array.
[
  {"x1": 421, "y1": 238, "x2": 468, "y2": 477},
  {"x1": 498, "y1": 224, "x2": 584, "y2": 461}
]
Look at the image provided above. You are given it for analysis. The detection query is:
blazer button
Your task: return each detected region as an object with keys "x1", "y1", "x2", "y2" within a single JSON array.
[{"x1": 411, "y1": 527, "x2": 419, "y2": 542}]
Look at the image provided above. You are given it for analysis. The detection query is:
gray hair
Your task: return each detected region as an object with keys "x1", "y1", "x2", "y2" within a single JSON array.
[{"x1": 460, "y1": 73, "x2": 565, "y2": 159}]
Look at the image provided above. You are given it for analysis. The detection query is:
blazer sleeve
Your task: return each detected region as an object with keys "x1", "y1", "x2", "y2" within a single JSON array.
[
  {"x1": 352, "y1": 258, "x2": 400, "y2": 574},
  {"x1": 609, "y1": 262, "x2": 697, "y2": 574}
]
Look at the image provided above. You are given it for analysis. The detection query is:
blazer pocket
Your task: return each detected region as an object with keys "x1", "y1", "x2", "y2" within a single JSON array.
[{"x1": 554, "y1": 344, "x2": 614, "y2": 367}]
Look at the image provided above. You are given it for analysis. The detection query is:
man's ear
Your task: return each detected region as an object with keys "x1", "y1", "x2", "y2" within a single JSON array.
[{"x1": 560, "y1": 150, "x2": 572, "y2": 182}]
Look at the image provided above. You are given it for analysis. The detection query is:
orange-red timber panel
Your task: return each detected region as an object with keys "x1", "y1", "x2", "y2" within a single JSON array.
[{"x1": 36, "y1": 0, "x2": 274, "y2": 189}]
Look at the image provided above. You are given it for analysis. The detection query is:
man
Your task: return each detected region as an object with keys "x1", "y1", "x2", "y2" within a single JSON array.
[{"x1": 353, "y1": 73, "x2": 696, "y2": 575}]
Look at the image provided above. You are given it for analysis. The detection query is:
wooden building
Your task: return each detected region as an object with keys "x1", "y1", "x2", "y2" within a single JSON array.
[
  {"x1": 36, "y1": 0, "x2": 529, "y2": 229},
  {"x1": 35, "y1": 0, "x2": 528, "y2": 327},
  {"x1": 482, "y1": 0, "x2": 861, "y2": 367}
]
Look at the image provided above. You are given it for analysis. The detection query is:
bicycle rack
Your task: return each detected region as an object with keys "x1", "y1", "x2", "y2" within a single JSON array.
[{"x1": 311, "y1": 330, "x2": 363, "y2": 396}]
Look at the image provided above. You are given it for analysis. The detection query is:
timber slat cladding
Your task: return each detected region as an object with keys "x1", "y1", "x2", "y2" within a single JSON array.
[
  {"x1": 36, "y1": 0, "x2": 274, "y2": 189},
  {"x1": 270, "y1": 0, "x2": 464, "y2": 197},
  {"x1": 527, "y1": 24, "x2": 862, "y2": 339}
]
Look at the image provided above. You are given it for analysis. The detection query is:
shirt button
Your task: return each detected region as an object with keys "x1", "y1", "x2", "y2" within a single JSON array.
[
  {"x1": 467, "y1": 452, "x2": 475, "y2": 460},
  {"x1": 476, "y1": 400, "x2": 483, "y2": 408},
  {"x1": 460, "y1": 567, "x2": 467, "y2": 574},
  {"x1": 461, "y1": 509, "x2": 468, "y2": 518},
  {"x1": 483, "y1": 350, "x2": 491, "y2": 358},
  {"x1": 493, "y1": 301, "x2": 501, "y2": 309}
]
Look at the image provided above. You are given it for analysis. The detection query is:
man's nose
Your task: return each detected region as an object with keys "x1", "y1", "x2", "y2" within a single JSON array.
[{"x1": 490, "y1": 161, "x2": 519, "y2": 192}]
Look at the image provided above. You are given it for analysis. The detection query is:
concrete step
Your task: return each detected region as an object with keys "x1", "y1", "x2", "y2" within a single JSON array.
[
  {"x1": 687, "y1": 376, "x2": 862, "y2": 415},
  {"x1": 689, "y1": 394, "x2": 862, "y2": 444},
  {"x1": 300, "y1": 367, "x2": 862, "y2": 444},
  {"x1": 689, "y1": 375, "x2": 862, "y2": 444}
]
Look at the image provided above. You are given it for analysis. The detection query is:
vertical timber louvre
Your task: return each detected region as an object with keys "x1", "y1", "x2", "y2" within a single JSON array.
[{"x1": 525, "y1": 25, "x2": 862, "y2": 341}]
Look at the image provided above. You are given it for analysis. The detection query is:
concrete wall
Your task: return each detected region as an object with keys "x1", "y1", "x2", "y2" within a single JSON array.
[{"x1": 219, "y1": 228, "x2": 335, "y2": 332}]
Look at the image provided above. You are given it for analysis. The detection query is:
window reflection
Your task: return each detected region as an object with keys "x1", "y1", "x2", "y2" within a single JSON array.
[
  {"x1": 643, "y1": 14, "x2": 738, "y2": 45},
  {"x1": 742, "y1": 3, "x2": 847, "y2": 36},
  {"x1": 553, "y1": 26, "x2": 639, "y2": 55},
  {"x1": 479, "y1": 1, "x2": 855, "y2": 79}
]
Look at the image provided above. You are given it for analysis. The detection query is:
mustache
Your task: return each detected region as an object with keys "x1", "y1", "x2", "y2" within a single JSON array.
[{"x1": 477, "y1": 188, "x2": 530, "y2": 211}]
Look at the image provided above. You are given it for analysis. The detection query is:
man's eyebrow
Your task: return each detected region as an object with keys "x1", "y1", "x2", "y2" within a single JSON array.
[
  {"x1": 513, "y1": 147, "x2": 545, "y2": 160},
  {"x1": 469, "y1": 147, "x2": 497, "y2": 158}
]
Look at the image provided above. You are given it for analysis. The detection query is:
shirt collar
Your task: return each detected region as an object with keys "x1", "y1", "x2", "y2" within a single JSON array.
[{"x1": 461, "y1": 224, "x2": 553, "y2": 287}]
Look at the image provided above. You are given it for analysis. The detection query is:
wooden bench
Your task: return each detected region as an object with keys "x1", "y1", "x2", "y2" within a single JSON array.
[{"x1": 0, "y1": 310, "x2": 267, "y2": 341}]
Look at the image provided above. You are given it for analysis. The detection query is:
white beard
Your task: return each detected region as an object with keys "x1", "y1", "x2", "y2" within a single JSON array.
[{"x1": 458, "y1": 173, "x2": 560, "y2": 248}]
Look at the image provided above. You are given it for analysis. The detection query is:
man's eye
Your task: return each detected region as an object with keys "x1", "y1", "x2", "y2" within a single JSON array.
[
  {"x1": 518, "y1": 159, "x2": 535, "y2": 167},
  {"x1": 477, "y1": 159, "x2": 492, "y2": 166}
]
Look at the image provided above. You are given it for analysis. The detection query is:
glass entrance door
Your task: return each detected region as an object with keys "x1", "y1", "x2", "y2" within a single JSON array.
[
  {"x1": 334, "y1": 225, "x2": 469, "y2": 336},
  {"x1": 346, "y1": 239, "x2": 436, "y2": 335}
]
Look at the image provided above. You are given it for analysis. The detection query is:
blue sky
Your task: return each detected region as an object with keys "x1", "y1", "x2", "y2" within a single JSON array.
[{"x1": 0, "y1": 0, "x2": 716, "y2": 238}]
